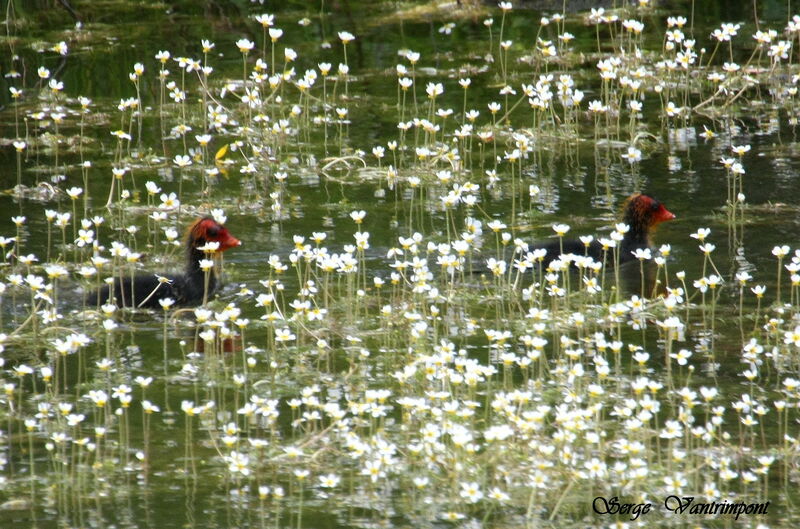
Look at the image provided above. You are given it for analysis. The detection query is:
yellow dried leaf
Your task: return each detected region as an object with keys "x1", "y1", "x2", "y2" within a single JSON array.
[{"x1": 214, "y1": 144, "x2": 229, "y2": 160}]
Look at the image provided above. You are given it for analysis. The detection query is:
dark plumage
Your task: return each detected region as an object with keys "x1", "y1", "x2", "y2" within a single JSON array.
[
  {"x1": 533, "y1": 193, "x2": 675, "y2": 266},
  {"x1": 95, "y1": 216, "x2": 241, "y2": 308}
]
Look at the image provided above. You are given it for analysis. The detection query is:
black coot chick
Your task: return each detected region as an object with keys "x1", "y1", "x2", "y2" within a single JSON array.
[
  {"x1": 96, "y1": 216, "x2": 241, "y2": 308},
  {"x1": 533, "y1": 193, "x2": 675, "y2": 266}
]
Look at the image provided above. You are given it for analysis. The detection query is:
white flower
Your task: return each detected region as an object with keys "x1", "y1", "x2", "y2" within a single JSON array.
[
  {"x1": 159, "y1": 298, "x2": 175, "y2": 310},
  {"x1": 159, "y1": 192, "x2": 180, "y2": 210},
  {"x1": 621, "y1": 145, "x2": 642, "y2": 163},
  {"x1": 338, "y1": 31, "x2": 355, "y2": 44},
  {"x1": 174, "y1": 154, "x2": 192, "y2": 168},
  {"x1": 459, "y1": 481, "x2": 484, "y2": 503},
  {"x1": 319, "y1": 473, "x2": 341, "y2": 488},
  {"x1": 236, "y1": 39, "x2": 254, "y2": 53}
]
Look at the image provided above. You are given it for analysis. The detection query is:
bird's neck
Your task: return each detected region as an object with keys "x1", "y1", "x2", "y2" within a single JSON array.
[
  {"x1": 621, "y1": 218, "x2": 651, "y2": 252},
  {"x1": 622, "y1": 212, "x2": 651, "y2": 251},
  {"x1": 185, "y1": 245, "x2": 217, "y2": 291}
]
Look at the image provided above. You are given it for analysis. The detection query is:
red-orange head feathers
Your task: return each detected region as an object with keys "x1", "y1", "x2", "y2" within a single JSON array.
[
  {"x1": 186, "y1": 217, "x2": 241, "y2": 252},
  {"x1": 622, "y1": 194, "x2": 675, "y2": 232}
]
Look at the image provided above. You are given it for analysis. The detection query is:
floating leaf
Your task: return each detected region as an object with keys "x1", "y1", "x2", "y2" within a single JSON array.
[{"x1": 214, "y1": 144, "x2": 228, "y2": 160}]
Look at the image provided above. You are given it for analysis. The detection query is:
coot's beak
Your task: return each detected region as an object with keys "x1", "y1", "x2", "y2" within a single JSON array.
[
  {"x1": 219, "y1": 231, "x2": 242, "y2": 251},
  {"x1": 656, "y1": 205, "x2": 676, "y2": 223}
]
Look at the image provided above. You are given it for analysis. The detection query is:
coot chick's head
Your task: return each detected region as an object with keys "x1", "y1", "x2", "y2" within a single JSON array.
[
  {"x1": 622, "y1": 193, "x2": 675, "y2": 234},
  {"x1": 186, "y1": 217, "x2": 242, "y2": 252}
]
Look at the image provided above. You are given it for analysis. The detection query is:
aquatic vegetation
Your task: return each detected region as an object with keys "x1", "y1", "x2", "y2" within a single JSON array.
[{"x1": 2, "y1": 1, "x2": 800, "y2": 527}]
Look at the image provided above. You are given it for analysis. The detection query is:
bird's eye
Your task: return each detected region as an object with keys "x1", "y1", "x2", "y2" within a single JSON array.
[{"x1": 206, "y1": 225, "x2": 220, "y2": 237}]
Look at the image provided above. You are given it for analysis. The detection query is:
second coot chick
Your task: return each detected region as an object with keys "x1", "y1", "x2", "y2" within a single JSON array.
[{"x1": 533, "y1": 193, "x2": 675, "y2": 266}]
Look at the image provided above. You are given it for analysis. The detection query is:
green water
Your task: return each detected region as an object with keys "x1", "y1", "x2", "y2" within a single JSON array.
[{"x1": 1, "y1": 0, "x2": 800, "y2": 527}]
